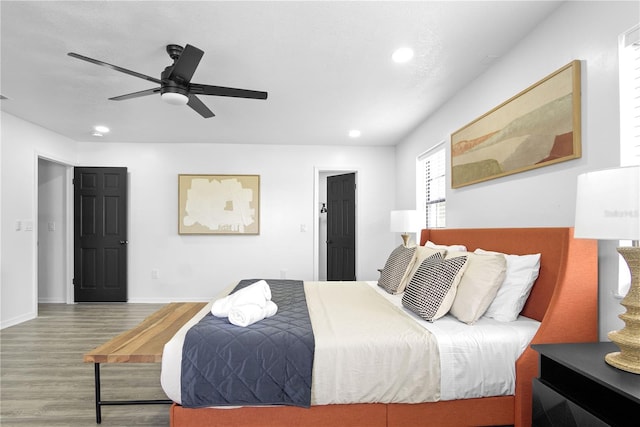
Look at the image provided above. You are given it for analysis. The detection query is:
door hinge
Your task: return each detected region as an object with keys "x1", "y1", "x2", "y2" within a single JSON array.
[{"x1": 72, "y1": 278, "x2": 76, "y2": 286}]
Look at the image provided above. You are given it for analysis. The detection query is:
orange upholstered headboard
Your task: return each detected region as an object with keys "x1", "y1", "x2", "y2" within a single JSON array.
[
  {"x1": 419, "y1": 227, "x2": 597, "y2": 324},
  {"x1": 420, "y1": 227, "x2": 598, "y2": 426}
]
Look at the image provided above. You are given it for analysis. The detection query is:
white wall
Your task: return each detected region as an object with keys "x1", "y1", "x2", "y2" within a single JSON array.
[
  {"x1": 2, "y1": 113, "x2": 395, "y2": 326},
  {"x1": 4, "y1": 1, "x2": 634, "y2": 335},
  {"x1": 1, "y1": 112, "x2": 77, "y2": 328},
  {"x1": 395, "y1": 1, "x2": 639, "y2": 339},
  {"x1": 74, "y1": 141, "x2": 394, "y2": 302}
]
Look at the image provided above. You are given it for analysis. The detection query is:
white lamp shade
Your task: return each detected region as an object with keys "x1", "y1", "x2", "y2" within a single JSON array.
[
  {"x1": 390, "y1": 210, "x2": 419, "y2": 233},
  {"x1": 574, "y1": 166, "x2": 640, "y2": 240}
]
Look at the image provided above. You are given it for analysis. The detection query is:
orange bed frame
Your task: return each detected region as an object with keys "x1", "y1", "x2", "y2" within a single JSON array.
[{"x1": 170, "y1": 227, "x2": 598, "y2": 427}]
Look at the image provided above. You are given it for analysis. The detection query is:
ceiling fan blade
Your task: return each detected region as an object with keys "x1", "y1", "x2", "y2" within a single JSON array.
[
  {"x1": 68, "y1": 52, "x2": 162, "y2": 84},
  {"x1": 190, "y1": 83, "x2": 268, "y2": 100},
  {"x1": 167, "y1": 44, "x2": 204, "y2": 84},
  {"x1": 187, "y1": 94, "x2": 215, "y2": 118},
  {"x1": 109, "y1": 87, "x2": 161, "y2": 101}
]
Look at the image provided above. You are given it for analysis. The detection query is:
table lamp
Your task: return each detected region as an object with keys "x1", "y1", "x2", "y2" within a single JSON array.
[
  {"x1": 574, "y1": 165, "x2": 640, "y2": 374},
  {"x1": 390, "y1": 210, "x2": 418, "y2": 246}
]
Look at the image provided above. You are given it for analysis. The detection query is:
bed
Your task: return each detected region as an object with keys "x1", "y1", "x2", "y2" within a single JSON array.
[{"x1": 162, "y1": 227, "x2": 598, "y2": 427}]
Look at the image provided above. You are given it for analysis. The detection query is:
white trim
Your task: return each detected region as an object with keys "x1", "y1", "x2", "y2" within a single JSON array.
[
  {"x1": 417, "y1": 141, "x2": 446, "y2": 161},
  {"x1": 34, "y1": 151, "x2": 76, "y2": 308},
  {"x1": 0, "y1": 310, "x2": 37, "y2": 330}
]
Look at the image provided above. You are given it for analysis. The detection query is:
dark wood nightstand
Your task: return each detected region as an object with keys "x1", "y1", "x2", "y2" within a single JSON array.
[{"x1": 532, "y1": 342, "x2": 640, "y2": 427}]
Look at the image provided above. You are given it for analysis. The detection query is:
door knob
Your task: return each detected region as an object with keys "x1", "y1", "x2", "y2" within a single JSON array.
[{"x1": 120, "y1": 240, "x2": 128, "y2": 245}]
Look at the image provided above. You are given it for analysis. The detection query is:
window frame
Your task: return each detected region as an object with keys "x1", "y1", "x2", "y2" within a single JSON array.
[
  {"x1": 416, "y1": 142, "x2": 446, "y2": 229},
  {"x1": 616, "y1": 24, "x2": 639, "y2": 296}
]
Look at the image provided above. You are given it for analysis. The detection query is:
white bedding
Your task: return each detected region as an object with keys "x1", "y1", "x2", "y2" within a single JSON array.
[
  {"x1": 369, "y1": 282, "x2": 540, "y2": 400},
  {"x1": 161, "y1": 281, "x2": 539, "y2": 405}
]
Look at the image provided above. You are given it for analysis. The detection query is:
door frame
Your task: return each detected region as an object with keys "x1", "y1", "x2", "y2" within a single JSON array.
[
  {"x1": 313, "y1": 166, "x2": 359, "y2": 281},
  {"x1": 34, "y1": 152, "x2": 75, "y2": 309}
]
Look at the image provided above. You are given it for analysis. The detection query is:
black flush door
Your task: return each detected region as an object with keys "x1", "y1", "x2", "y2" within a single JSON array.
[
  {"x1": 74, "y1": 167, "x2": 128, "y2": 302},
  {"x1": 326, "y1": 173, "x2": 356, "y2": 281}
]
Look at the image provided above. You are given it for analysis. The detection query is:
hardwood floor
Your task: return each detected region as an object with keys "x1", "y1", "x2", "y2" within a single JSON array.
[{"x1": 1, "y1": 304, "x2": 171, "y2": 426}]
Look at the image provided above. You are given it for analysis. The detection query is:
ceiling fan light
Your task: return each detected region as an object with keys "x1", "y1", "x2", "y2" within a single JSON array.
[{"x1": 162, "y1": 92, "x2": 189, "y2": 106}]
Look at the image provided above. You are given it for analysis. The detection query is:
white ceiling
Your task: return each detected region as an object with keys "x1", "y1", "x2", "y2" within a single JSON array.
[{"x1": 0, "y1": 1, "x2": 564, "y2": 146}]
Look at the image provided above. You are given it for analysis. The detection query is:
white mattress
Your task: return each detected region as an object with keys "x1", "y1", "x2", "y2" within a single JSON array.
[
  {"x1": 369, "y1": 282, "x2": 540, "y2": 400},
  {"x1": 161, "y1": 281, "x2": 539, "y2": 405}
]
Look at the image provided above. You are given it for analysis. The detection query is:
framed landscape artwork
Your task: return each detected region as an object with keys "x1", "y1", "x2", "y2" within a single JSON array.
[
  {"x1": 178, "y1": 174, "x2": 260, "y2": 235},
  {"x1": 451, "y1": 60, "x2": 581, "y2": 188}
]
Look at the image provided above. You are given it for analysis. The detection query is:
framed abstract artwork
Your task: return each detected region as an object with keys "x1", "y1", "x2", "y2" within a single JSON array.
[
  {"x1": 178, "y1": 174, "x2": 260, "y2": 235},
  {"x1": 451, "y1": 60, "x2": 581, "y2": 188}
]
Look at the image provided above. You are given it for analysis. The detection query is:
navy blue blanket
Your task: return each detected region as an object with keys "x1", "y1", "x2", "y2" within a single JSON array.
[{"x1": 180, "y1": 279, "x2": 315, "y2": 408}]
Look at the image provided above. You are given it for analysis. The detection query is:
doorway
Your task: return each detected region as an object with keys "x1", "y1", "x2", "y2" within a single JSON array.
[
  {"x1": 37, "y1": 159, "x2": 68, "y2": 302},
  {"x1": 326, "y1": 173, "x2": 356, "y2": 280},
  {"x1": 36, "y1": 156, "x2": 74, "y2": 306},
  {"x1": 74, "y1": 167, "x2": 128, "y2": 302},
  {"x1": 314, "y1": 168, "x2": 358, "y2": 281}
]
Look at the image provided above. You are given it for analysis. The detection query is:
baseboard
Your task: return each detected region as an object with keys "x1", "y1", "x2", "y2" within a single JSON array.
[
  {"x1": 0, "y1": 311, "x2": 37, "y2": 330},
  {"x1": 38, "y1": 297, "x2": 65, "y2": 303}
]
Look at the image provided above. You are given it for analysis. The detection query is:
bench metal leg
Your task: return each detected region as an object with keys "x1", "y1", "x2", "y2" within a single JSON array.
[
  {"x1": 92, "y1": 363, "x2": 172, "y2": 424},
  {"x1": 94, "y1": 363, "x2": 102, "y2": 424}
]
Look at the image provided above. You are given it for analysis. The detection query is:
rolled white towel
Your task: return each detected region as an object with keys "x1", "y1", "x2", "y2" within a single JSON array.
[
  {"x1": 228, "y1": 301, "x2": 278, "y2": 327},
  {"x1": 211, "y1": 280, "x2": 272, "y2": 317},
  {"x1": 264, "y1": 300, "x2": 278, "y2": 318}
]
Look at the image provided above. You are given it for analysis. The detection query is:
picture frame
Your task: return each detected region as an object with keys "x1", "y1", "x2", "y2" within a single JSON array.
[
  {"x1": 178, "y1": 174, "x2": 260, "y2": 235},
  {"x1": 451, "y1": 60, "x2": 581, "y2": 188}
]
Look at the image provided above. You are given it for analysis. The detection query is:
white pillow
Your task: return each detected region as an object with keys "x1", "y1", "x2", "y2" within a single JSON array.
[
  {"x1": 447, "y1": 251, "x2": 507, "y2": 324},
  {"x1": 475, "y1": 248, "x2": 541, "y2": 322},
  {"x1": 425, "y1": 240, "x2": 467, "y2": 252}
]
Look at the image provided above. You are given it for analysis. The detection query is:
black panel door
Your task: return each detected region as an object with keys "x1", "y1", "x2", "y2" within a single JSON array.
[
  {"x1": 74, "y1": 167, "x2": 128, "y2": 302},
  {"x1": 327, "y1": 173, "x2": 356, "y2": 281}
]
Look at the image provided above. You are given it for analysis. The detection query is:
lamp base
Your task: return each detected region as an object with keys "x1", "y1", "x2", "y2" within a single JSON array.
[
  {"x1": 606, "y1": 246, "x2": 640, "y2": 375},
  {"x1": 400, "y1": 234, "x2": 410, "y2": 247}
]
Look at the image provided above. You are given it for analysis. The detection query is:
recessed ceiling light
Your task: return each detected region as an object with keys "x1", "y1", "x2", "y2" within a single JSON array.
[
  {"x1": 349, "y1": 129, "x2": 361, "y2": 138},
  {"x1": 392, "y1": 47, "x2": 414, "y2": 63},
  {"x1": 94, "y1": 125, "x2": 110, "y2": 133}
]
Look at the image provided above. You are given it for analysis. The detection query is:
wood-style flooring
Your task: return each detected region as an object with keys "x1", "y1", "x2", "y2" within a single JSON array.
[{"x1": 1, "y1": 303, "x2": 171, "y2": 426}]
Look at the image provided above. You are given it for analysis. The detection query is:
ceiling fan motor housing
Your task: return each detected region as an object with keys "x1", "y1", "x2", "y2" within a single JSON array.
[
  {"x1": 166, "y1": 44, "x2": 184, "y2": 61},
  {"x1": 160, "y1": 67, "x2": 189, "y2": 104}
]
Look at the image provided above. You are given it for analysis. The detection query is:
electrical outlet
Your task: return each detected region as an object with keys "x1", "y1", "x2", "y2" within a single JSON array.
[{"x1": 151, "y1": 269, "x2": 160, "y2": 279}]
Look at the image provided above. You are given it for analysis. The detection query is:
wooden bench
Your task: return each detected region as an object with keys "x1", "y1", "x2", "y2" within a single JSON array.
[{"x1": 84, "y1": 302, "x2": 207, "y2": 424}]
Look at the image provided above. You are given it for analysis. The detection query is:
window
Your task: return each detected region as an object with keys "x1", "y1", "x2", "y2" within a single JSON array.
[
  {"x1": 619, "y1": 23, "x2": 640, "y2": 167},
  {"x1": 417, "y1": 143, "x2": 446, "y2": 228},
  {"x1": 617, "y1": 24, "x2": 640, "y2": 296}
]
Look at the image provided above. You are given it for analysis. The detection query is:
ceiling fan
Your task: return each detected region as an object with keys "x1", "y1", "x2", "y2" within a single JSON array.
[{"x1": 68, "y1": 44, "x2": 268, "y2": 118}]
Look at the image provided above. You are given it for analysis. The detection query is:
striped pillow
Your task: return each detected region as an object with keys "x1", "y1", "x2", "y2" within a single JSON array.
[
  {"x1": 402, "y1": 254, "x2": 468, "y2": 321},
  {"x1": 378, "y1": 245, "x2": 417, "y2": 294}
]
